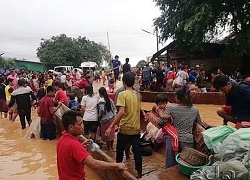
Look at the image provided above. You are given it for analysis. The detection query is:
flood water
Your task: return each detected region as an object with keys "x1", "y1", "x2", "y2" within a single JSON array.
[
  {"x1": 0, "y1": 103, "x2": 225, "y2": 179},
  {"x1": 0, "y1": 81, "x2": 228, "y2": 179}
]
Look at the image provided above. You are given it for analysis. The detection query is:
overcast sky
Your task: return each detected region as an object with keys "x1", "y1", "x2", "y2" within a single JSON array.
[{"x1": 0, "y1": 0, "x2": 171, "y2": 66}]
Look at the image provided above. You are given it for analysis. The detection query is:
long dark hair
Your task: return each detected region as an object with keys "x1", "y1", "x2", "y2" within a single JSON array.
[
  {"x1": 98, "y1": 87, "x2": 111, "y2": 112},
  {"x1": 175, "y1": 86, "x2": 192, "y2": 107},
  {"x1": 85, "y1": 84, "x2": 94, "y2": 97}
]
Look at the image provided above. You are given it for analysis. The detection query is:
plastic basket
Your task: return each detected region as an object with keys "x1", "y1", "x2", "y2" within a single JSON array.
[{"x1": 175, "y1": 153, "x2": 211, "y2": 176}]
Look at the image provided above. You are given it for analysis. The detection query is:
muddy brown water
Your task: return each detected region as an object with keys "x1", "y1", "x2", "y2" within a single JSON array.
[{"x1": 0, "y1": 81, "x2": 230, "y2": 179}]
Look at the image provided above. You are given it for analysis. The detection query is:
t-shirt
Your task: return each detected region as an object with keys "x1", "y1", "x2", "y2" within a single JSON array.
[
  {"x1": 112, "y1": 60, "x2": 120, "y2": 73},
  {"x1": 81, "y1": 95, "x2": 99, "y2": 122},
  {"x1": 165, "y1": 105, "x2": 201, "y2": 143},
  {"x1": 142, "y1": 66, "x2": 151, "y2": 81},
  {"x1": 38, "y1": 95, "x2": 54, "y2": 124},
  {"x1": 122, "y1": 63, "x2": 131, "y2": 74},
  {"x1": 54, "y1": 88, "x2": 69, "y2": 105},
  {"x1": 175, "y1": 70, "x2": 189, "y2": 86},
  {"x1": 57, "y1": 131, "x2": 90, "y2": 180},
  {"x1": 5, "y1": 85, "x2": 13, "y2": 101},
  {"x1": 116, "y1": 90, "x2": 141, "y2": 135}
]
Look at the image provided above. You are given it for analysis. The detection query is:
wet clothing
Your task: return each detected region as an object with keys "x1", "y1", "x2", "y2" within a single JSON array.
[
  {"x1": 38, "y1": 94, "x2": 55, "y2": 140},
  {"x1": 9, "y1": 86, "x2": 36, "y2": 129},
  {"x1": 40, "y1": 123, "x2": 56, "y2": 140},
  {"x1": 57, "y1": 131, "x2": 90, "y2": 180},
  {"x1": 0, "y1": 83, "x2": 8, "y2": 112},
  {"x1": 9, "y1": 86, "x2": 36, "y2": 110}
]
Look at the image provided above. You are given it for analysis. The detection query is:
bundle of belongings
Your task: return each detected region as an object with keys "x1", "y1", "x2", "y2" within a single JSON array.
[
  {"x1": 24, "y1": 104, "x2": 70, "y2": 139},
  {"x1": 190, "y1": 126, "x2": 250, "y2": 179}
]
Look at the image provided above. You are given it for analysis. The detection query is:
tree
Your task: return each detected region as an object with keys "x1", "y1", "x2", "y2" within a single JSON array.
[
  {"x1": 153, "y1": 0, "x2": 250, "y2": 57},
  {"x1": 37, "y1": 34, "x2": 110, "y2": 69},
  {"x1": 0, "y1": 56, "x2": 15, "y2": 68},
  {"x1": 136, "y1": 60, "x2": 147, "y2": 68}
]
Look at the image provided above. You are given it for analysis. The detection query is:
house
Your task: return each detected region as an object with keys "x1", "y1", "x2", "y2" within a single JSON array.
[{"x1": 151, "y1": 41, "x2": 245, "y2": 76}]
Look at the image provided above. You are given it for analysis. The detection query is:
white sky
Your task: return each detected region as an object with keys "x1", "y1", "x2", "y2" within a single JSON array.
[{"x1": 0, "y1": 0, "x2": 171, "y2": 67}]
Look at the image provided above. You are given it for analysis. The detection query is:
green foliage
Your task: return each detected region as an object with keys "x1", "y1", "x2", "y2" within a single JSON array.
[
  {"x1": 136, "y1": 60, "x2": 147, "y2": 68},
  {"x1": 37, "y1": 34, "x2": 110, "y2": 69},
  {"x1": 153, "y1": 0, "x2": 250, "y2": 56},
  {"x1": 0, "y1": 56, "x2": 15, "y2": 68}
]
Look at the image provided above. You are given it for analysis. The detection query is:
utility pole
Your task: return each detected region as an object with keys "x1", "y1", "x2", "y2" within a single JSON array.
[
  {"x1": 141, "y1": 29, "x2": 160, "y2": 52},
  {"x1": 107, "y1": 31, "x2": 112, "y2": 68},
  {"x1": 156, "y1": 28, "x2": 159, "y2": 52}
]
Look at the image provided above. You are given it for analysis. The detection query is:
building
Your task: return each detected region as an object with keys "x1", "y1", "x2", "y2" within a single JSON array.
[
  {"x1": 15, "y1": 59, "x2": 45, "y2": 72},
  {"x1": 151, "y1": 41, "x2": 247, "y2": 76}
]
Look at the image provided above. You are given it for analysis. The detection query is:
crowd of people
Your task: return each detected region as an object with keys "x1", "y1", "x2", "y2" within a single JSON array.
[
  {"x1": 1, "y1": 55, "x2": 250, "y2": 179},
  {"x1": 137, "y1": 61, "x2": 244, "y2": 93}
]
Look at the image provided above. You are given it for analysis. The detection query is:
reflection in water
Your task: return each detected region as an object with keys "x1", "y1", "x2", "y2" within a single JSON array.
[{"x1": 0, "y1": 101, "x2": 223, "y2": 180}]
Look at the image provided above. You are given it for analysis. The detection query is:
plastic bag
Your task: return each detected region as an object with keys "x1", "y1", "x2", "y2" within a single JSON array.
[
  {"x1": 24, "y1": 117, "x2": 41, "y2": 139},
  {"x1": 202, "y1": 125, "x2": 236, "y2": 149},
  {"x1": 213, "y1": 129, "x2": 250, "y2": 160}
]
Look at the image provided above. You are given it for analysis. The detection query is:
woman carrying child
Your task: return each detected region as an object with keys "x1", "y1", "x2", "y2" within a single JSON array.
[
  {"x1": 97, "y1": 87, "x2": 116, "y2": 150},
  {"x1": 162, "y1": 86, "x2": 203, "y2": 168}
]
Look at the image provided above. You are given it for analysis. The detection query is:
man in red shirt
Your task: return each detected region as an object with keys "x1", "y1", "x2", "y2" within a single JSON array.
[
  {"x1": 57, "y1": 110, "x2": 126, "y2": 180},
  {"x1": 53, "y1": 81, "x2": 69, "y2": 106},
  {"x1": 37, "y1": 86, "x2": 61, "y2": 140}
]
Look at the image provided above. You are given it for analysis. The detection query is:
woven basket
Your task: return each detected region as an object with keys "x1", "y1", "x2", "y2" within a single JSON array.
[{"x1": 179, "y1": 146, "x2": 208, "y2": 166}]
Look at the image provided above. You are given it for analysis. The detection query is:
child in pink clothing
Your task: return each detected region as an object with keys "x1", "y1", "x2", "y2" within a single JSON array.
[{"x1": 153, "y1": 94, "x2": 179, "y2": 153}]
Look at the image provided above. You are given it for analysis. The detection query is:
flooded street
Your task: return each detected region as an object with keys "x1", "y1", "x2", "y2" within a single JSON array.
[
  {"x1": 0, "y1": 81, "x2": 228, "y2": 179},
  {"x1": 0, "y1": 114, "x2": 102, "y2": 180}
]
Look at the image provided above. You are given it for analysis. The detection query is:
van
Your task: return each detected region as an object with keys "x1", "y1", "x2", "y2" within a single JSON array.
[{"x1": 54, "y1": 66, "x2": 74, "y2": 73}]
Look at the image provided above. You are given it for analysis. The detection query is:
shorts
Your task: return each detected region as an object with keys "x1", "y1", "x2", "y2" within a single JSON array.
[
  {"x1": 221, "y1": 106, "x2": 232, "y2": 116},
  {"x1": 83, "y1": 121, "x2": 99, "y2": 134}
]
